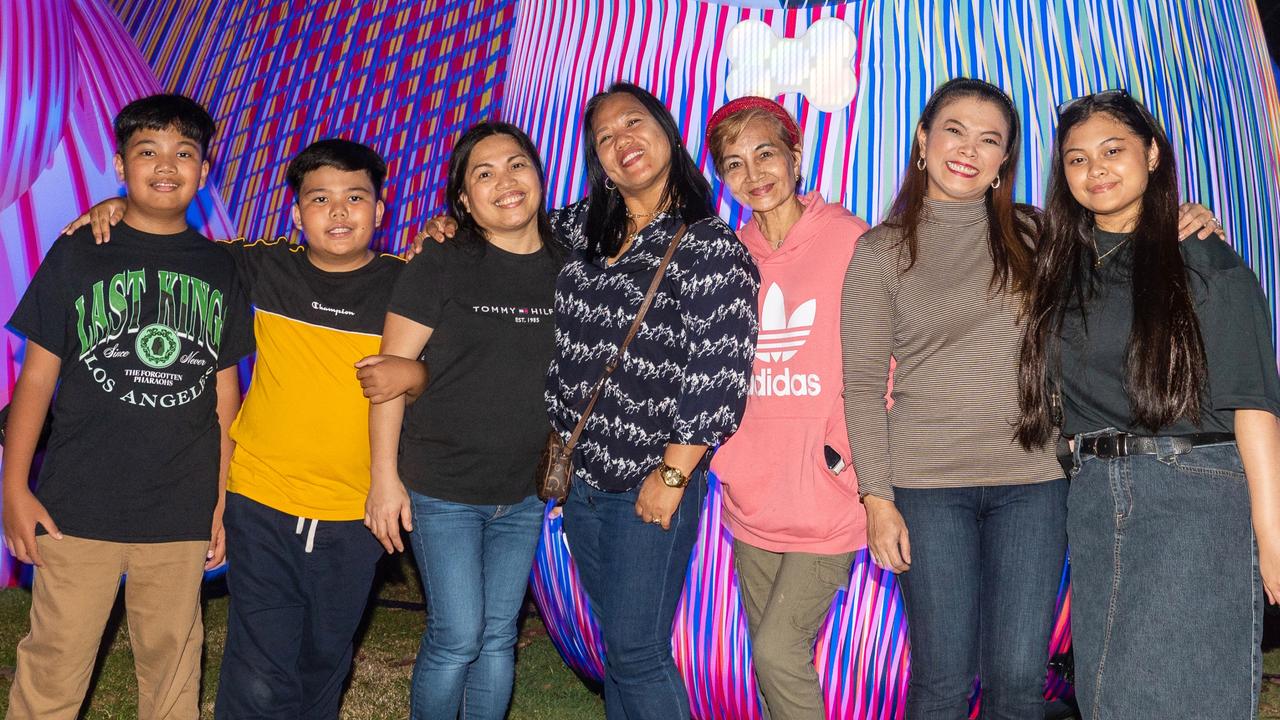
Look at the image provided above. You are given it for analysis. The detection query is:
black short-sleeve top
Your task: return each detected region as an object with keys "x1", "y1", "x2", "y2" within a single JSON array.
[
  {"x1": 387, "y1": 231, "x2": 561, "y2": 505},
  {"x1": 1058, "y1": 230, "x2": 1280, "y2": 436}
]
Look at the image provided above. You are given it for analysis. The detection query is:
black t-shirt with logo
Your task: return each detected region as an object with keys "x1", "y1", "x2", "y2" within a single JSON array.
[
  {"x1": 388, "y1": 232, "x2": 560, "y2": 505},
  {"x1": 7, "y1": 223, "x2": 254, "y2": 542}
]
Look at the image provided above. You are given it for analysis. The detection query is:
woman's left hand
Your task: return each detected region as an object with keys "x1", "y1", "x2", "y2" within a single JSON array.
[
  {"x1": 1260, "y1": 532, "x2": 1280, "y2": 605},
  {"x1": 1176, "y1": 202, "x2": 1226, "y2": 241},
  {"x1": 635, "y1": 471, "x2": 684, "y2": 531}
]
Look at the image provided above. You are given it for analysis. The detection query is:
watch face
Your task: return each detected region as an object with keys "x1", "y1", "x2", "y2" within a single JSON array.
[{"x1": 661, "y1": 467, "x2": 686, "y2": 487}]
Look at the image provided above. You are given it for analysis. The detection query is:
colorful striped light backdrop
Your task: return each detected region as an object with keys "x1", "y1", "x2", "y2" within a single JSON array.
[
  {"x1": 529, "y1": 474, "x2": 1074, "y2": 719},
  {"x1": 110, "y1": 0, "x2": 518, "y2": 253},
  {"x1": 502, "y1": 0, "x2": 1280, "y2": 341}
]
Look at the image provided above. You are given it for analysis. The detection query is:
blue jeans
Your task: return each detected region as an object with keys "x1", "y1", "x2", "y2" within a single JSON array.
[
  {"x1": 894, "y1": 480, "x2": 1068, "y2": 720},
  {"x1": 407, "y1": 492, "x2": 544, "y2": 720},
  {"x1": 1068, "y1": 436, "x2": 1262, "y2": 719},
  {"x1": 561, "y1": 472, "x2": 706, "y2": 720}
]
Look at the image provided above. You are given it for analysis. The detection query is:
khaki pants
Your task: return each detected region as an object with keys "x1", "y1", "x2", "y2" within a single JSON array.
[
  {"x1": 6, "y1": 535, "x2": 207, "y2": 720},
  {"x1": 734, "y1": 540, "x2": 854, "y2": 720}
]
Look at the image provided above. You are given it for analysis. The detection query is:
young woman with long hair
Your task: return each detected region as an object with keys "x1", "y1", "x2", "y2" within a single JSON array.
[{"x1": 1017, "y1": 91, "x2": 1280, "y2": 718}]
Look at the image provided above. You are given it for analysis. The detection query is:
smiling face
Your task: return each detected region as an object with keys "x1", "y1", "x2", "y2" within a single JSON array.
[
  {"x1": 113, "y1": 126, "x2": 209, "y2": 231},
  {"x1": 918, "y1": 96, "x2": 1010, "y2": 203},
  {"x1": 715, "y1": 117, "x2": 801, "y2": 214},
  {"x1": 1061, "y1": 112, "x2": 1158, "y2": 233},
  {"x1": 590, "y1": 92, "x2": 674, "y2": 199},
  {"x1": 459, "y1": 133, "x2": 543, "y2": 241},
  {"x1": 290, "y1": 165, "x2": 384, "y2": 270}
]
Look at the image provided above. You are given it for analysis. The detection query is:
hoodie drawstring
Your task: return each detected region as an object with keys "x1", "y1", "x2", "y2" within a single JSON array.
[{"x1": 295, "y1": 516, "x2": 318, "y2": 553}]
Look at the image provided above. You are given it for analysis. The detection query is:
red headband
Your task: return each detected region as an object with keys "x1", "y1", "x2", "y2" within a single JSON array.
[{"x1": 706, "y1": 96, "x2": 802, "y2": 147}]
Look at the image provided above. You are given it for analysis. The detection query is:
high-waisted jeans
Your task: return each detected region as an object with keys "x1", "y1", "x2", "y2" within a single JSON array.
[
  {"x1": 561, "y1": 471, "x2": 706, "y2": 720},
  {"x1": 894, "y1": 479, "x2": 1068, "y2": 720}
]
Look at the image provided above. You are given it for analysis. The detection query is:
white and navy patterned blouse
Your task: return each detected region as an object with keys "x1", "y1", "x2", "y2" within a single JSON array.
[{"x1": 545, "y1": 200, "x2": 760, "y2": 492}]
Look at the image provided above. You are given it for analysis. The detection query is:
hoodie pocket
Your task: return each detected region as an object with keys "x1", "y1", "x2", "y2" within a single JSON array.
[{"x1": 715, "y1": 420, "x2": 849, "y2": 540}]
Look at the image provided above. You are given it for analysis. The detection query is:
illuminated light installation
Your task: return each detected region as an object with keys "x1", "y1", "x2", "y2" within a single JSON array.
[{"x1": 725, "y1": 19, "x2": 858, "y2": 113}]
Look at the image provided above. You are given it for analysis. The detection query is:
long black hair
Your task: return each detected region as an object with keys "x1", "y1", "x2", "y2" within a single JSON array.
[
  {"x1": 444, "y1": 120, "x2": 558, "y2": 259},
  {"x1": 1016, "y1": 93, "x2": 1206, "y2": 447},
  {"x1": 581, "y1": 82, "x2": 715, "y2": 258},
  {"x1": 885, "y1": 77, "x2": 1037, "y2": 296}
]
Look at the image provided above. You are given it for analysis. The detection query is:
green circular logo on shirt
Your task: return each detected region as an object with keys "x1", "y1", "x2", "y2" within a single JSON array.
[{"x1": 135, "y1": 324, "x2": 181, "y2": 369}]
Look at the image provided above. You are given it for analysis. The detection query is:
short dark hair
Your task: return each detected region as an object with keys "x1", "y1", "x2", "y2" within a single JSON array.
[
  {"x1": 114, "y1": 93, "x2": 216, "y2": 159},
  {"x1": 286, "y1": 138, "x2": 388, "y2": 200}
]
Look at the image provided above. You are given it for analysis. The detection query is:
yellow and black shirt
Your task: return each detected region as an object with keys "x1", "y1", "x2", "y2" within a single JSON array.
[{"x1": 222, "y1": 237, "x2": 403, "y2": 520}]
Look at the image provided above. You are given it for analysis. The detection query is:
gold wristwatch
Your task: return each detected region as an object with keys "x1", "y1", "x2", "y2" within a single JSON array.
[{"x1": 658, "y1": 462, "x2": 689, "y2": 488}]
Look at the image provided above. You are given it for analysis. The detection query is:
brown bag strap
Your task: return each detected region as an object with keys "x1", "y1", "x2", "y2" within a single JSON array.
[{"x1": 560, "y1": 224, "x2": 688, "y2": 455}]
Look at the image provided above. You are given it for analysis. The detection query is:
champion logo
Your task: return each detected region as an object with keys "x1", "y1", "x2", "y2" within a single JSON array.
[{"x1": 755, "y1": 283, "x2": 815, "y2": 362}]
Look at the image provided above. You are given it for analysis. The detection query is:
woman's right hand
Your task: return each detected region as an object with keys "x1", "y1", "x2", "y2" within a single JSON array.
[
  {"x1": 405, "y1": 216, "x2": 458, "y2": 259},
  {"x1": 364, "y1": 469, "x2": 413, "y2": 553},
  {"x1": 61, "y1": 197, "x2": 128, "y2": 244},
  {"x1": 863, "y1": 495, "x2": 911, "y2": 573}
]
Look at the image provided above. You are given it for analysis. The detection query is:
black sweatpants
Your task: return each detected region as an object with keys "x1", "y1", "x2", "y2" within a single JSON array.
[{"x1": 214, "y1": 492, "x2": 384, "y2": 719}]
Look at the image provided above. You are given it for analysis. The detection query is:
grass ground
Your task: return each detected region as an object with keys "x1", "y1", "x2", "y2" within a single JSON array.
[
  {"x1": 0, "y1": 554, "x2": 603, "y2": 719},
  {"x1": 0, "y1": 554, "x2": 1276, "y2": 718}
]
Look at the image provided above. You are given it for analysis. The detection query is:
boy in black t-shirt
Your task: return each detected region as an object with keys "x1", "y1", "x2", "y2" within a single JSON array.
[{"x1": 1, "y1": 94, "x2": 254, "y2": 719}]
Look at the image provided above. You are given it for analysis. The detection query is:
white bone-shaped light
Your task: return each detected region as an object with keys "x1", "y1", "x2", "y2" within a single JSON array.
[{"x1": 724, "y1": 18, "x2": 856, "y2": 114}]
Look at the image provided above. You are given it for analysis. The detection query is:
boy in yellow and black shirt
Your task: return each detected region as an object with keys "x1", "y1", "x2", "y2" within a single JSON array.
[{"x1": 70, "y1": 139, "x2": 423, "y2": 718}]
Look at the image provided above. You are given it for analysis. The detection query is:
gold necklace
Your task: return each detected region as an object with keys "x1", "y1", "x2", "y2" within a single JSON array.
[
  {"x1": 625, "y1": 208, "x2": 660, "y2": 219},
  {"x1": 1092, "y1": 236, "x2": 1131, "y2": 267}
]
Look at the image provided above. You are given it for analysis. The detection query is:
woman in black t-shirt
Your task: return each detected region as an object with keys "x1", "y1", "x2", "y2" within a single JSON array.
[
  {"x1": 367, "y1": 122, "x2": 562, "y2": 720},
  {"x1": 1017, "y1": 91, "x2": 1280, "y2": 718}
]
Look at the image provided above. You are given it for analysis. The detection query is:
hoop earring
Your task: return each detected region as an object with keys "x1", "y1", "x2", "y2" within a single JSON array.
[
  {"x1": 990, "y1": 176, "x2": 1001, "y2": 190},
  {"x1": 916, "y1": 157, "x2": 926, "y2": 171},
  {"x1": 604, "y1": 178, "x2": 616, "y2": 191}
]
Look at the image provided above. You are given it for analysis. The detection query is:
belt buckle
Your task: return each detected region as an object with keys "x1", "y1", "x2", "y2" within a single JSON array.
[{"x1": 1094, "y1": 433, "x2": 1127, "y2": 458}]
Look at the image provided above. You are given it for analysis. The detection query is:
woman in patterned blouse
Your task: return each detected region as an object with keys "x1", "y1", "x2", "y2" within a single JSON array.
[{"x1": 546, "y1": 82, "x2": 758, "y2": 720}]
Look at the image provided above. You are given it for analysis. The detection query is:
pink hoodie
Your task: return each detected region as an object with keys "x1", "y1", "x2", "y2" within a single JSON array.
[{"x1": 712, "y1": 192, "x2": 869, "y2": 554}]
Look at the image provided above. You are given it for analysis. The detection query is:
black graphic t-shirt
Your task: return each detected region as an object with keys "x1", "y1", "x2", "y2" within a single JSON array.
[
  {"x1": 8, "y1": 223, "x2": 254, "y2": 542},
  {"x1": 388, "y1": 232, "x2": 560, "y2": 505}
]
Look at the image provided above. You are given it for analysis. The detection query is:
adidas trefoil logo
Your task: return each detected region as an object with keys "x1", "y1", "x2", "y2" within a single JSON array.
[{"x1": 756, "y1": 283, "x2": 815, "y2": 363}]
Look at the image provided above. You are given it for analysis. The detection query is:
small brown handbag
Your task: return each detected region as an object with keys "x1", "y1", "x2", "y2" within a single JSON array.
[{"x1": 536, "y1": 225, "x2": 687, "y2": 502}]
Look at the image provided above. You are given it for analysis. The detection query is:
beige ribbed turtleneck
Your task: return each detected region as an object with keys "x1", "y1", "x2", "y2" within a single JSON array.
[{"x1": 839, "y1": 198, "x2": 1062, "y2": 501}]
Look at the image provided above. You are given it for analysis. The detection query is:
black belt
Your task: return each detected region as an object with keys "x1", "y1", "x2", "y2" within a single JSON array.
[{"x1": 1077, "y1": 432, "x2": 1235, "y2": 459}]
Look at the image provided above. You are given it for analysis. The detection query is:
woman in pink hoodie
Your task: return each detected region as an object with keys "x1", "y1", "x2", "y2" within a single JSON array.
[{"x1": 706, "y1": 97, "x2": 869, "y2": 720}]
